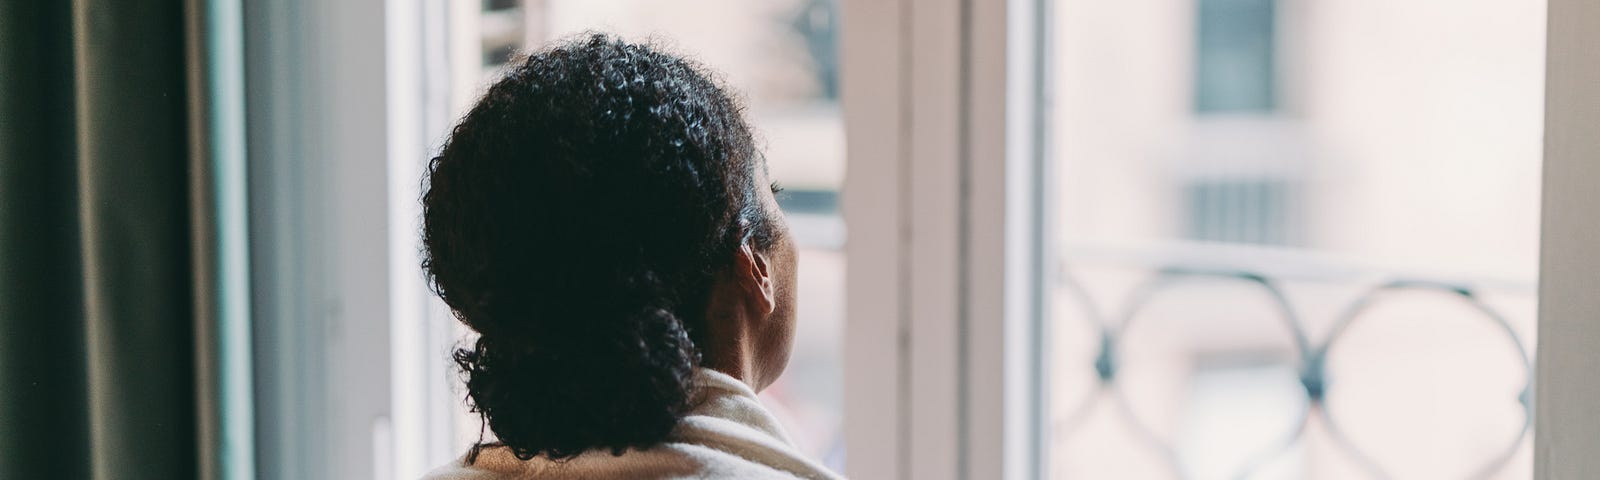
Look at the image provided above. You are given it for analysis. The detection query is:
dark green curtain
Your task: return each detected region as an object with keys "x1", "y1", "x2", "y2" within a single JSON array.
[{"x1": 0, "y1": 0, "x2": 248, "y2": 478}]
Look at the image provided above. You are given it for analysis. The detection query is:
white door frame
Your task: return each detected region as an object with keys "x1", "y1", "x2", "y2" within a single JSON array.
[
  {"x1": 840, "y1": 0, "x2": 1047, "y2": 479},
  {"x1": 1535, "y1": 0, "x2": 1600, "y2": 477}
]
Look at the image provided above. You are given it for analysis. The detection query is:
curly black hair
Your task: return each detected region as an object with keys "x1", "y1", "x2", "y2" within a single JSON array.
[{"x1": 421, "y1": 34, "x2": 778, "y2": 462}]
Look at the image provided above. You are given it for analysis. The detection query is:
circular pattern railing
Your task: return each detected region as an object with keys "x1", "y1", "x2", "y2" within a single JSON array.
[{"x1": 1054, "y1": 262, "x2": 1534, "y2": 480}]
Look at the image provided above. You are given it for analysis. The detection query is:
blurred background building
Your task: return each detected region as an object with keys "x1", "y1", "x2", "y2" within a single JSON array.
[{"x1": 1047, "y1": 0, "x2": 1543, "y2": 478}]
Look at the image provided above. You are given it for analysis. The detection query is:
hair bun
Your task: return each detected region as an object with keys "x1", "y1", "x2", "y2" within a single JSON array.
[{"x1": 455, "y1": 304, "x2": 699, "y2": 461}]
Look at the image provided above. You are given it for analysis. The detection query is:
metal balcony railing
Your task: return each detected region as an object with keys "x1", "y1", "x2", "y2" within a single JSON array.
[{"x1": 1054, "y1": 241, "x2": 1535, "y2": 479}]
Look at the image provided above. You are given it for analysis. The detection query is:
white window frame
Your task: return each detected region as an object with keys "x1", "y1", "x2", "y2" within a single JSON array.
[
  {"x1": 839, "y1": 0, "x2": 1048, "y2": 479},
  {"x1": 1535, "y1": 0, "x2": 1600, "y2": 477},
  {"x1": 247, "y1": 0, "x2": 462, "y2": 478},
  {"x1": 244, "y1": 0, "x2": 399, "y2": 478}
]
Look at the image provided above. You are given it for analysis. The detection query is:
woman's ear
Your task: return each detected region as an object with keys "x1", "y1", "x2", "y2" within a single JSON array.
[{"x1": 738, "y1": 243, "x2": 776, "y2": 316}]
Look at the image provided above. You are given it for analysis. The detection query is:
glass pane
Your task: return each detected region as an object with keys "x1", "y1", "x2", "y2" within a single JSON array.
[
  {"x1": 1048, "y1": 0, "x2": 1544, "y2": 478},
  {"x1": 1195, "y1": 0, "x2": 1277, "y2": 113},
  {"x1": 444, "y1": 0, "x2": 846, "y2": 470}
]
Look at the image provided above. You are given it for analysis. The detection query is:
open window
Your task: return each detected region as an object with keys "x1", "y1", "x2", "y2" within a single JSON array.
[{"x1": 243, "y1": 0, "x2": 1600, "y2": 477}]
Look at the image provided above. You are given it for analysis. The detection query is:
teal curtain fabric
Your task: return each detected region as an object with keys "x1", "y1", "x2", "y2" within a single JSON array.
[
  {"x1": 0, "y1": 0, "x2": 248, "y2": 478},
  {"x1": 0, "y1": 1, "x2": 91, "y2": 478}
]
